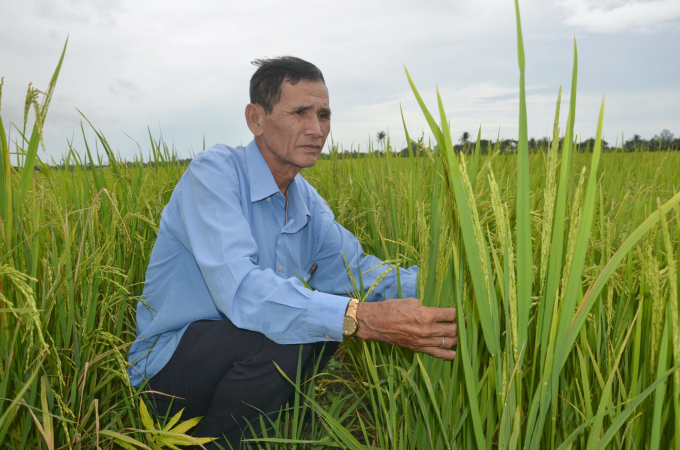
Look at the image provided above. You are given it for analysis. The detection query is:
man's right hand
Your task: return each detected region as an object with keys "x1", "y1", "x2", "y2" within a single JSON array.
[{"x1": 354, "y1": 298, "x2": 458, "y2": 360}]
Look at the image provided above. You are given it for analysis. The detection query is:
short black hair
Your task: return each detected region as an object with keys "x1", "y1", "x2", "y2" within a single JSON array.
[{"x1": 250, "y1": 56, "x2": 325, "y2": 114}]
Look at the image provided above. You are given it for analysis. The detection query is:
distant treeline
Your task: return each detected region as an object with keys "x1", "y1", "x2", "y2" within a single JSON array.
[
  {"x1": 13, "y1": 130, "x2": 679, "y2": 170},
  {"x1": 320, "y1": 129, "x2": 679, "y2": 159},
  {"x1": 11, "y1": 159, "x2": 194, "y2": 172}
]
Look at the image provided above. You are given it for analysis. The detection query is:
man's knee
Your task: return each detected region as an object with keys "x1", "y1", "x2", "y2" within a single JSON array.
[{"x1": 266, "y1": 342, "x2": 313, "y2": 379}]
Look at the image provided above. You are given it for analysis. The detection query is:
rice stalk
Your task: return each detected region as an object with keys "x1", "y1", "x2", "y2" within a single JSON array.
[
  {"x1": 658, "y1": 198, "x2": 680, "y2": 447},
  {"x1": 647, "y1": 240, "x2": 665, "y2": 375}
]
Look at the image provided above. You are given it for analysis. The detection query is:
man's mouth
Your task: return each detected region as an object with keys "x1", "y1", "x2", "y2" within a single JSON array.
[{"x1": 300, "y1": 145, "x2": 321, "y2": 151}]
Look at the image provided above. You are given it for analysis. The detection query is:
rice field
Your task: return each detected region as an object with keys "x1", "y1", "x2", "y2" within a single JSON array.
[{"x1": 2, "y1": 4, "x2": 680, "y2": 449}]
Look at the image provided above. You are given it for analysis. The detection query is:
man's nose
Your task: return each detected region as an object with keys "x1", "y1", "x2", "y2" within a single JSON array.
[{"x1": 305, "y1": 115, "x2": 323, "y2": 138}]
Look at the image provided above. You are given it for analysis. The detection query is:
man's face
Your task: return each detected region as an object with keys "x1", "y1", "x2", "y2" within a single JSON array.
[{"x1": 258, "y1": 79, "x2": 330, "y2": 169}]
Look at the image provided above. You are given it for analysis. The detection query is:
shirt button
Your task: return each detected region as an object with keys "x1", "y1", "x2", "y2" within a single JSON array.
[
  {"x1": 278, "y1": 265, "x2": 282, "y2": 271},
  {"x1": 275, "y1": 192, "x2": 280, "y2": 197},
  {"x1": 266, "y1": 197, "x2": 271, "y2": 201},
  {"x1": 324, "y1": 335, "x2": 331, "y2": 340}
]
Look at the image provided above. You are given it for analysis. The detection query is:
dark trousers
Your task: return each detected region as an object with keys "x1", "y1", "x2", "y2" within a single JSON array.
[{"x1": 146, "y1": 319, "x2": 339, "y2": 449}]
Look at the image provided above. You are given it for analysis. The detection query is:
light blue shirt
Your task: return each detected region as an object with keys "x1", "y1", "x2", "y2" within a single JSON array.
[{"x1": 127, "y1": 141, "x2": 418, "y2": 387}]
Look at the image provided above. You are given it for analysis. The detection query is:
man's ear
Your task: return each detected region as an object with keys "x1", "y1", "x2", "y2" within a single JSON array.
[{"x1": 245, "y1": 103, "x2": 265, "y2": 137}]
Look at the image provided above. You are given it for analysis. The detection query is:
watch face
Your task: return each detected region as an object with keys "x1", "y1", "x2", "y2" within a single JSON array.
[{"x1": 343, "y1": 316, "x2": 358, "y2": 336}]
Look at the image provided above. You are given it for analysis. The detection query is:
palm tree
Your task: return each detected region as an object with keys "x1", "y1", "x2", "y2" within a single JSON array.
[
  {"x1": 459, "y1": 131, "x2": 470, "y2": 145},
  {"x1": 376, "y1": 131, "x2": 387, "y2": 150}
]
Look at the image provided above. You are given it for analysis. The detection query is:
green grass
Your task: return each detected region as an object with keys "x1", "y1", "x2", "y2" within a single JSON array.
[{"x1": 2, "y1": 3, "x2": 680, "y2": 448}]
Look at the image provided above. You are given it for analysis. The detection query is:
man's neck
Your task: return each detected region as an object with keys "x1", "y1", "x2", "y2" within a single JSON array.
[{"x1": 255, "y1": 137, "x2": 300, "y2": 197}]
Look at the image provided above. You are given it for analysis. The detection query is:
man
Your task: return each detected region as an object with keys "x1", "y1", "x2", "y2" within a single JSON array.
[{"x1": 128, "y1": 56, "x2": 459, "y2": 449}]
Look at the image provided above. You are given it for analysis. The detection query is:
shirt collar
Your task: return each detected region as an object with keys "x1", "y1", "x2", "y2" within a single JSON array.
[
  {"x1": 244, "y1": 140, "x2": 311, "y2": 232},
  {"x1": 245, "y1": 139, "x2": 311, "y2": 224},
  {"x1": 245, "y1": 140, "x2": 281, "y2": 203}
]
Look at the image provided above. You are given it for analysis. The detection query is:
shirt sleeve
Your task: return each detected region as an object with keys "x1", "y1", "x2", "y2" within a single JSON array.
[
  {"x1": 309, "y1": 215, "x2": 419, "y2": 302},
  {"x1": 177, "y1": 154, "x2": 350, "y2": 343}
]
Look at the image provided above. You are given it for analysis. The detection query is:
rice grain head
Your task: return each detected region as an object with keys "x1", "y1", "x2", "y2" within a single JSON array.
[
  {"x1": 539, "y1": 87, "x2": 562, "y2": 296},
  {"x1": 560, "y1": 166, "x2": 586, "y2": 307},
  {"x1": 489, "y1": 171, "x2": 518, "y2": 356}
]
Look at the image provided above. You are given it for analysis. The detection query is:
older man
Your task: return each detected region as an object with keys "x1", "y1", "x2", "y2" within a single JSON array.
[{"x1": 128, "y1": 56, "x2": 458, "y2": 449}]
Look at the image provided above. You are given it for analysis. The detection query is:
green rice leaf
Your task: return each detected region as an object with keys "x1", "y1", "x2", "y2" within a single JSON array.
[{"x1": 514, "y1": 0, "x2": 532, "y2": 364}]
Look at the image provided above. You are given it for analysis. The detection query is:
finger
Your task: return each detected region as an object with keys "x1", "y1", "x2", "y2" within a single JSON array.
[
  {"x1": 422, "y1": 306, "x2": 457, "y2": 323},
  {"x1": 423, "y1": 348, "x2": 457, "y2": 361},
  {"x1": 421, "y1": 322, "x2": 458, "y2": 339},
  {"x1": 426, "y1": 336, "x2": 458, "y2": 349}
]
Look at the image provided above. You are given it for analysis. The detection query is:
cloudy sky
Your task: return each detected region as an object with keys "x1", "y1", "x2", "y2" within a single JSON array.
[{"x1": 1, "y1": 0, "x2": 679, "y2": 162}]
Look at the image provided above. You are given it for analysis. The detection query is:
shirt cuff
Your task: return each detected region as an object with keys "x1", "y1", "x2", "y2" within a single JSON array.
[
  {"x1": 400, "y1": 266, "x2": 419, "y2": 299},
  {"x1": 305, "y1": 291, "x2": 350, "y2": 342}
]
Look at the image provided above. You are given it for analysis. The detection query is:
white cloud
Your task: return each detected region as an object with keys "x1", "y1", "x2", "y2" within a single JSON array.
[
  {"x1": 560, "y1": 0, "x2": 680, "y2": 33},
  {"x1": 34, "y1": 0, "x2": 122, "y2": 26},
  {"x1": 1, "y1": 0, "x2": 679, "y2": 163},
  {"x1": 109, "y1": 78, "x2": 142, "y2": 101}
]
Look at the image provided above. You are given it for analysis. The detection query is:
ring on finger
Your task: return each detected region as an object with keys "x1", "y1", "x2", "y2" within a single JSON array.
[{"x1": 440, "y1": 336, "x2": 446, "y2": 349}]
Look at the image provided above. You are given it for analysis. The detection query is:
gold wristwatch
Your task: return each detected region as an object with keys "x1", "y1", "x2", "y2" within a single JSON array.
[{"x1": 342, "y1": 298, "x2": 359, "y2": 339}]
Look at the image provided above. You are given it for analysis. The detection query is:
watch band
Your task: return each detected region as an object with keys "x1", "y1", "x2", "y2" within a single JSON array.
[
  {"x1": 342, "y1": 298, "x2": 360, "y2": 338},
  {"x1": 346, "y1": 298, "x2": 359, "y2": 320}
]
